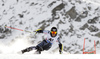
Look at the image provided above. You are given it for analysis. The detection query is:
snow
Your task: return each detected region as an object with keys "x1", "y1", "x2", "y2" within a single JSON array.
[{"x1": 0, "y1": 54, "x2": 100, "y2": 59}]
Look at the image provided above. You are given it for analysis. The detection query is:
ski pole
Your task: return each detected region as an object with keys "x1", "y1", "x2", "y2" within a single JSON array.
[
  {"x1": 5, "y1": 26, "x2": 33, "y2": 33},
  {"x1": 5, "y1": 26, "x2": 41, "y2": 37}
]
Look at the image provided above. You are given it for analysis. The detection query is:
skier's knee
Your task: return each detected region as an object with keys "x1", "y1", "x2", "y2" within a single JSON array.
[{"x1": 36, "y1": 46, "x2": 43, "y2": 51}]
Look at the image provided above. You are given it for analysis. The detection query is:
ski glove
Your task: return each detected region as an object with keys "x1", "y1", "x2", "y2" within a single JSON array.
[
  {"x1": 35, "y1": 29, "x2": 43, "y2": 33},
  {"x1": 59, "y1": 43, "x2": 63, "y2": 54}
]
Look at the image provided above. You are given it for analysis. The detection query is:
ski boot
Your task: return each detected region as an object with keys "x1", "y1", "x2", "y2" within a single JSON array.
[{"x1": 21, "y1": 47, "x2": 33, "y2": 54}]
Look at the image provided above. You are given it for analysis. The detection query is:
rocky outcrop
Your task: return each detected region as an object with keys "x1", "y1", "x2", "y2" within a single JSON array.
[
  {"x1": 0, "y1": 26, "x2": 12, "y2": 39},
  {"x1": 95, "y1": 32, "x2": 100, "y2": 38},
  {"x1": 75, "y1": 16, "x2": 81, "y2": 22},
  {"x1": 88, "y1": 17, "x2": 99, "y2": 24},
  {"x1": 88, "y1": 25, "x2": 99, "y2": 32},
  {"x1": 80, "y1": 23, "x2": 89, "y2": 30},
  {"x1": 52, "y1": 3, "x2": 65, "y2": 16},
  {"x1": 66, "y1": 6, "x2": 78, "y2": 19}
]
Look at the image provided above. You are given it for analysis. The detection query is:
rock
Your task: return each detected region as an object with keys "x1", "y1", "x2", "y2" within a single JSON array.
[
  {"x1": 75, "y1": 0, "x2": 82, "y2": 4},
  {"x1": 80, "y1": 23, "x2": 88, "y2": 30},
  {"x1": 89, "y1": 40, "x2": 91, "y2": 42},
  {"x1": 16, "y1": 0, "x2": 19, "y2": 2},
  {"x1": 0, "y1": 27, "x2": 11, "y2": 34},
  {"x1": 72, "y1": 44, "x2": 74, "y2": 46},
  {"x1": 80, "y1": 49, "x2": 83, "y2": 51},
  {"x1": 48, "y1": 1, "x2": 56, "y2": 7},
  {"x1": 77, "y1": 34, "x2": 82, "y2": 38},
  {"x1": 88, "y1": 25, "x2": 99, "y2": 32},
  {"x1": 2, "y1": 4, "x2": 4, "y2": 6},
  {"x1": 3, "y1": 28, "x2": 11, "y2": 34},
  {"x1": 66, "y1": 6, "x2": 78, "y2": 19},
  {"x1": 95, "y1": 32, "x2": 100, "y2": 38},
  {"x1": 75, "y1": 43, "x2": 77, "y2": 46},
  {"x1": 69, "y1": 24, "x2": 74, "y2": 33},
  {"x1": 3, "y1": 10, "x2": 7, "y2": 15},
  {"x1": 18, "y1": 14, "x2": 24, "y2": 18},
  {"x1": 52, "y1": 3, "x2": 65, "y2": 15},
  {"x1": 88, "y1": 17, "x2": 99, "y2": 24},
  {"x1": 19, "y1": 21, "x2": 23, "y2": 25},
  {"x1": 96, "y1": 41, "x2": 99, "y2": 45},
  {"x1": 64, "y1": 46, "x2": 71, "y2": 51},
  {"x1": 75, "y1": 17, "x2": 81, "y2": 22},
  {"x1": 58, "y1": 20, "x2": 65, "y2": 24},
  {"x1": 80, "y1": 11, "x2": 88, "y2": 18},
  {"x1": 30, "y1": 2, "x2": 34, "y2": 6},
  {"x1": 67, "y1": 47, "x2": 71, "y2": 51},
  {"x1": 53, "y1": 14, "x2": 60, "y2": 19},
  {"x1": 88, "y1": 6, "x2": 91, "y2": 10},
  {"x1": 74, "y1": 51, "x2": 79, "y2": 54}
]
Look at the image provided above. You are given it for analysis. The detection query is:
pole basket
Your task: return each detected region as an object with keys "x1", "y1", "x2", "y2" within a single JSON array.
[{"x1": 83, "y1": 38, "x2": 96, "y2": 54}]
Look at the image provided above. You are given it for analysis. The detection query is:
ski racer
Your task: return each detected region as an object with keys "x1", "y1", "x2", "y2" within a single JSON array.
[{"x1": 21, "y1": 27, "x2": 63, "y2": 54}]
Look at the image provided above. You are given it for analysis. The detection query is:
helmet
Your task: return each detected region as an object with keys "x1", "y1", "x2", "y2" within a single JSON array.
[
  {"x1": 51, "y1": 27, "x2": 57, "y2": 34},
  {"x1": 51, "y1": 27, "x2": 57, "y2": 32}
]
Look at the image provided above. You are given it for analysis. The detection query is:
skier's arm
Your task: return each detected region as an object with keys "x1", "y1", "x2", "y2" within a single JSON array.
[
  {"x1": 36, "y1": 29, "x2": 49, "y2": 34},
  {"x1": 36, "y1": 29, "x2": 43, "y2": 33},
  {"x1": 43, "y1": 30, "x2": 50, "y2": 34},
  {"x1": 58, "y1": 37, "x2": 63, "y2": 54}
]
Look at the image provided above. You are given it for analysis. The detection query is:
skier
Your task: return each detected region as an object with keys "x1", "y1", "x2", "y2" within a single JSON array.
[{"x1": 21, "y1": 27, "x2": 63, "y2": 54}]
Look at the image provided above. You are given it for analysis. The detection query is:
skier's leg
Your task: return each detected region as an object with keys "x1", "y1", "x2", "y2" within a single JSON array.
[
  {"x1": 21, "y1": 46, "x2": 36, "y2": 54},
  {"x1": 35, "y1": 46, "x2": 42, "y2": 54},
  {"x1": 35, "y1": 40, "x2": 46, "y2": 51},
  {"x1": 43, "y1": 42, "x2": 52, "y2": 50},
  {"x1": 34, "y1": 49, "x2": 41, "y2": 54},
  {"x1": 35, "y1": 40, "x2": 52, "y2": 54},
  {"x1": 21, "y1": 40, "x2": 45, "y2": 54},
  {"x1": 34, "y1": 40, "x2": 47, "y2": 54}
]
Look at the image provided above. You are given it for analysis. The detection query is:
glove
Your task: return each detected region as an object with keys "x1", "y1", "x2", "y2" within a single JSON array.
[
  {"x1": 59, "y1": 43, "x2": 63, "y2": 54},
  {"x1": 35, "y1": 29, "x2": 43, "y2": 33}
]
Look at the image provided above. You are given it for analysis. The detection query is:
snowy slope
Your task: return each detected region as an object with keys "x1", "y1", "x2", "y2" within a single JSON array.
[
  {"x1": 0, "y1": 54, "x2": 99, "y2": 59},
  {"x1": 0, "y1": 0, "x2": 100, "y2": 54}
]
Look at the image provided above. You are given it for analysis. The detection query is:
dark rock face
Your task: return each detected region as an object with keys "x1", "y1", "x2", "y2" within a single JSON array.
[
  {"x1": 96, "y1": 40, "x2": 99, "y2": 45},
  {"x1": 75, "y1": 16, "x2": 81, "y2": 22},
  {"x1": 88, "y1": 25, "x2": 99, "y2": 32},
  {"x1": 0, "y1": 27, "x2": 12, "y2": 39},
  {"x1": 52, "y1": 3, "x2": 65, "y2": 16},
  {"x1": 0, "y1": 27, "x2": 11, "y2": 34},
  {"x1": 18, "y1": 14, "x2": 24, "y2": 18},
  {"x1": 66, "y1": 6, "x2": 78, "y2": 19},
  {"x1": 80, "y1": 11, "x2": 88, "y2": 18},
  {"x1": 88, "y1": 17, "x2": 99, "y2": 24},
  {"x1": 74, "y1": 51, "x2": 80, "y2": 54},
  {"x1": 80, "y1": 23, "x2": 89, "y2": 30},
  {"x1": 48, "y1": 1, "x2": 56, "y2": 7},
  {"x1": 69, "y1": 24, "x2": 74, "y2": 33},
  {"x1": 95, "y1": 32, "x2": 100, "y2": 38},
  {"x1": 64, "y1": 46, "x2": 71, "y2": 51}
]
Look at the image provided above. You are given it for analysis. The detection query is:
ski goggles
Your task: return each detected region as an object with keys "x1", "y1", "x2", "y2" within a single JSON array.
[{"x1": 51, "y1": 31, "x2": 57, "y2": 34}]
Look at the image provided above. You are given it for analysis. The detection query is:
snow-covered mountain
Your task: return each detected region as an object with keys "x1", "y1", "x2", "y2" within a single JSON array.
[{"x1": 0, "y1": 0, "x2": 100, "y2": 54}]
